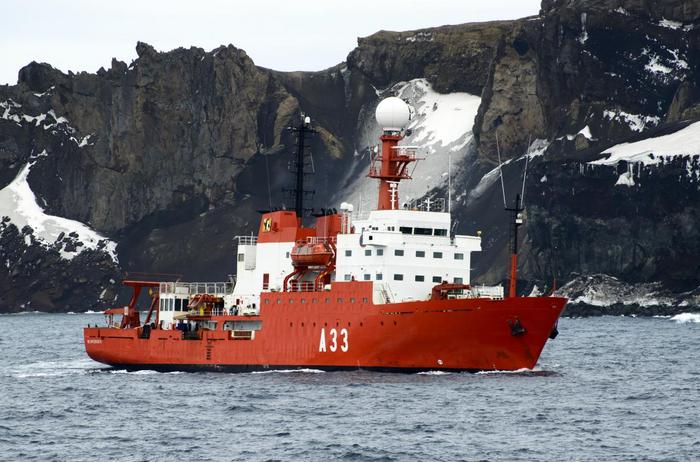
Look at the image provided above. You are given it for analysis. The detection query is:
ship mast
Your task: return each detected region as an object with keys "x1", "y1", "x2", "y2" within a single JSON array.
[
  {"x1": 286, "y1": 116, "x2": 316, "y2": 220},
  {"x1": 506, "y1": 194, "x2": 524, "y2": 298}
]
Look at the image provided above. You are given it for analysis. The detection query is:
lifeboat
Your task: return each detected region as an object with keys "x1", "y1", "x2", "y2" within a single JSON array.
[{"x1": 291, "y1": 241, "x2": 334, "y2": 267}]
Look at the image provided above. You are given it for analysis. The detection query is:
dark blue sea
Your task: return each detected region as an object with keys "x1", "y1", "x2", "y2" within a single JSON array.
[{"x1": 1, "y1": 313, "x2": 698, "y2": 461}]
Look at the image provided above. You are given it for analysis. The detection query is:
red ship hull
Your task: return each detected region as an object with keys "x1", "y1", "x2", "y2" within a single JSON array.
[{"x1": 84, "y1": 282, "x2": 566, "y2": 372}]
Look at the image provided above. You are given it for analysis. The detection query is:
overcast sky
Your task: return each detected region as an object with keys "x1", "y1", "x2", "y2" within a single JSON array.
[{"x1": 2, "y1": 0, "x2": 541, "y2": 85}]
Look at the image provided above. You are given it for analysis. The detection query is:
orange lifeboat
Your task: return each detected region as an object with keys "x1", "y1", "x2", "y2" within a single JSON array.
[{"x1": 291, "y1": 241, "x2": 334, "y2": 267}]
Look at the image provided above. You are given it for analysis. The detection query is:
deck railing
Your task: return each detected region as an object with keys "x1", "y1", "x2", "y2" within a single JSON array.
[
  {"x1": 159, "y1": 281, "x2": 235, "y2": 297},
  {"x1": 235, "y1": 235, "x2": 258, "y2": 245}
]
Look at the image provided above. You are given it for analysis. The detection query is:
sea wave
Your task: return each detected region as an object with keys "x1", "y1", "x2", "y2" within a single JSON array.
[
  {"x1": 416, "y1": 370, "x2": 452, "y2": 375},
  {"x1": 670, "y1": 313, "x2": 700, "y2": 324},
  {"x1": 9, "y1": 358, "x2": 98, "y2": 378}
]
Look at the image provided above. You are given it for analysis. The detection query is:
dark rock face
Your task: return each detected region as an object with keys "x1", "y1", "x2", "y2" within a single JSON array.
[
  {"x1": 1, "y1": 0, "x2": 699, "y2": 312},
  {"x1": 0, "y1": 220, "x2": 121, "y2": 312},
  {"x1": 347, "y1": 21, "x2": 514, "y2": 95}
]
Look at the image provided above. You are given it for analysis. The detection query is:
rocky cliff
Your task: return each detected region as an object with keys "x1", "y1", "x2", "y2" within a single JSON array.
[{"x1": 1, "y1": 0, "x2": 699, "y2": 312}]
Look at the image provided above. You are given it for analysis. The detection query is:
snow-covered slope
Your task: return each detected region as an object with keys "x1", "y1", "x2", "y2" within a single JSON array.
[
  {"x1": 591, "y1": 121, "x2": 700, "y2": 166},
  {"x1": 0, "y1": 160, "x2": 117, "y2": 261},
  {"x1": 335, "y1": 79, "x2": 481, "y2": 210}
]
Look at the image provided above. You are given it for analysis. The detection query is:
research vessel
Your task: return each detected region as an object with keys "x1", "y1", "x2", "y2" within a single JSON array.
[{"x1": 84, "y1": 97, "x2": 566, "y2": 372}]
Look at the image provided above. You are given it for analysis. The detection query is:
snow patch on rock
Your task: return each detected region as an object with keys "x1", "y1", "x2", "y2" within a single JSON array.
[
  {"x1": 602, "y1": 109, "x2": 660, "y2": 132},
  {"x1": 0, "y1": 161, "x2": 118, "y2": 262},
  {"x1": 591, "y1": 121, "x2": 700, "y2": 166}
]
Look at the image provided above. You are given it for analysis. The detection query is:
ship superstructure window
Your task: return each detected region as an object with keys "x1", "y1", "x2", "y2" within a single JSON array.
[
  {"x1": 454, "y1": 277, "x2": 464, "y2": 284},
  {"x1": 286, "y1": 252, "x2": 290, "y2": 258},
  {"x1": 433, "y1": 252, "x2": 443, "y2": 259},
  {"x1": 414, "y1": 227, "x2": 431, "y2": 236},
  {"x1": 455, "y1": 253, "x2": 464, "y2": 260},
  {"x1": 364, "y1": 274, "x2": 371, "y2": 281},
  {"x1": 175, "y1": 299, "x2": 182, "y2": 311},
  {"x1": 399, "y1": 226, "x2": 412, "y2": 234},
  {"x1": 344, "y1": 274, "x2": 352, "y2": 281},
  {"x1": 237, "y1": 254, "x2": 244, "y2": 262},
  {"x1": 337, "y1": 298, "x2": 343, "y2": 303},
  {"x1": 377, "y1": 249, "x2": 384, "y2": 256},
  {"x1": 416, "y1": 250, "x2": 425, "y2": 258},
  {"x1": 376, "y1": 273, "x2": 383, "y2": 280},
  {"x1": 350, "y1": 298, "x2": 356, "y2": 303},
  {"x1": 433, "y1": 276, "x2": 442, "y2": 283},
  {"x1": 415, "y1": 275, "x2": 425, "y2": 282},
  {"x1": 394, "y1": 249, "x2": 404, "y2": 256},
  {"x1": 394, "y1": 274, "x2": 404, "y2": 281},
  {"x1": 345, "y1": 250, "x2": 352, "y2": 257},
  {"x1": 365, "y1": 249, "x2": 372, "y2": 256},
  {"x1": 434, "y1": 229, "x2": 448, "y2": 236}
]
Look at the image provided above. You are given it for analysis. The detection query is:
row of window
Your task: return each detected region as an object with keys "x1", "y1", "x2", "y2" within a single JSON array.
[
  {"x1": 343, "y1": 274, "x2": 464, "y2": 284},
  {"x1": 399, "y1": 226, "x2": 448, "y2": 236},
  {"x1": 264, "y1": 297, "x2": 370, "y2": 305},
  {"x1": 345, "y1": 249, "x2": 464, "y2": 259},
  {"x1": 365, "y1": 226, "x2": 448, "y2": 236},
  {"x1": 160, "y1": 298, "x2": 189, "y2": 312}
]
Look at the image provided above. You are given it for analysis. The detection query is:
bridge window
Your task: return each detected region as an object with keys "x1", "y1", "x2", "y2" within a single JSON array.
[
  {"x1": 416, "y1": 250, "x2": 425, "y2": 258},
  {"x1": 414, "y1": 227, "x2": 431, "y2": 236},
  {"x1": 433, "y1": 252, "x2": 443, "y2": 259},
  {"x1": 376, "y1": 249, "x2": 384, "y2": 256},
  {"x1": 399, "y1": 226, "x2": 412, "y2": 234},
  {"x1": 394, "y1": 274, "x2": 404, "y2": 281},
  {"x1": 365, "y1": 249, "x2": 372, "y2": 256},
  {"x1": 394, "y1": 249, "x2": 404, "y2": 256},
  {"x1": 364, "y1": 274, "x2": 371, "y2": 281},
  {"x1": 455, "y1": 253, "x2": 464, "y2": 260},
  {"x1": 434, "y1": 229, "x2": 448, "y2": 236},
  {"x1": 345, "y1": 250, "x2": 352, "y2": 257},
  {"x1": 433, "y1": 276, "x2": 442, "y2": 283},
  {"x1": 415, "y1": 275, "x2": 425, "y2": 282},
  {"x1": 376, "y1": 273, "x2": 383, "y2": 281},
  {"x1": 175, "y1": 299, "x2": 182, "y2": 311}
]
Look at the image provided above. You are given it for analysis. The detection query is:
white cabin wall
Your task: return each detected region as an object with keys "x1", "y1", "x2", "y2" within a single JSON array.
[{"x1": 233, "y1": 241, "x2": 296, "y2": 305}]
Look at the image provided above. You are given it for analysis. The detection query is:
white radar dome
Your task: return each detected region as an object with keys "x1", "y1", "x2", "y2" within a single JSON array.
[{"x1": 375, "y1": 97, "x2": 410, "y2": 131}]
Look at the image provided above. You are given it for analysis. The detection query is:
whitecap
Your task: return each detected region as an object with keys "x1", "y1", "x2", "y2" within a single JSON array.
[
  {"x1": 251, "y1": 368, "x2": 325, "y2": 374},
  {"x1": 670, "y1": 313, "x2": 700, "y2": 324},
  {"x1": 476, "y1": 368, "x2": 534, "y2": 375},
  {"x1": 417, "y1": 370, "x2": 452, "y2": 375}
]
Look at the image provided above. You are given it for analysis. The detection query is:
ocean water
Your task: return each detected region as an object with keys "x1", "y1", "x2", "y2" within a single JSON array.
[{"x1": 1, "y1": 313, "x2": 698, "y2": 461}]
